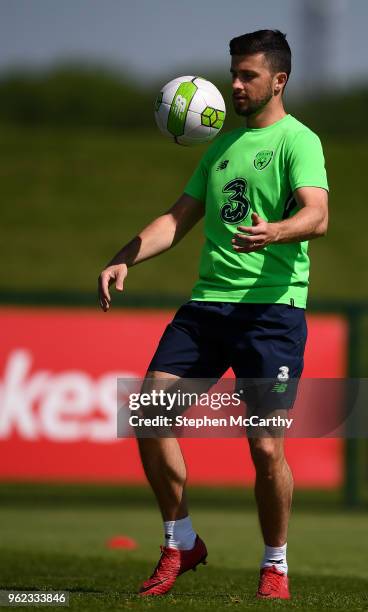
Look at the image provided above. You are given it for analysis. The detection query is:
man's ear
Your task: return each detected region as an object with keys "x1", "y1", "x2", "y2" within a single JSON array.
[{"x1": 274, "y1": 72, "x2": 288, "y2": 94}]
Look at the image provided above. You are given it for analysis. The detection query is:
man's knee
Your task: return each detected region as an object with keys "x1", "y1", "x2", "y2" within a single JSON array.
[
  {"x1": 142, "y1": 370, "x2": 179, "y2": 391},
  {"x1": 248, "y1": 437, "x2": 285, "y2": 470},
  {"x1": 137, "y1": 371, "x2": 179, "y2": 426}
]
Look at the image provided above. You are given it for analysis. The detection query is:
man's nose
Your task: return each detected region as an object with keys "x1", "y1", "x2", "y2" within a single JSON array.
[{"x1": 232, "y1": 76, "x2": 243, "y2": 90}]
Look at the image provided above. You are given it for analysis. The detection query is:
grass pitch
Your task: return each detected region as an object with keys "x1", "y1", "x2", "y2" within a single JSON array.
[{"x1": 0, "y1": 485, "x2": 367, "y2": 610}]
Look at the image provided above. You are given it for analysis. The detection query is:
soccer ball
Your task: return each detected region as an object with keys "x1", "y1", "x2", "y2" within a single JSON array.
[{"x1": 154, "y1": 76, "x2": 226, "y2": 145}]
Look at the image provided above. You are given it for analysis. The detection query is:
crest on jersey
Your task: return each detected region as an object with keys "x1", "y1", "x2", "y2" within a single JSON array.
[{"x1": 254, "y1": 150, "x2": 274, "y2": 170}]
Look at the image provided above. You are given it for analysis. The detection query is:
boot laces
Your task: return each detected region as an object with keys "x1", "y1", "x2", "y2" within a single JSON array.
[
  {"x1": 261, "y1": 567, "x2": 284, "y2": 593},
  {"x1": 149, "y1": 546, "x2": 178, "y2": 580}
]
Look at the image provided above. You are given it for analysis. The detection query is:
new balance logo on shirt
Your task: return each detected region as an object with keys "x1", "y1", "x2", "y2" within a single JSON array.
[{"x1": 216, "y1": 160, "x2": 229, "y2": 170}]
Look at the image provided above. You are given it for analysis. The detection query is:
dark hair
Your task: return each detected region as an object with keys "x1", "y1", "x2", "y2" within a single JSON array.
[{"x1": 229, "y1": 30, "x2": 291, "y2": 80}]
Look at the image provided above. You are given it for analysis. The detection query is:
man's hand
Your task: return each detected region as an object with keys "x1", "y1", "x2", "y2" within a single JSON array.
[
  {"x1": 232, "y1": 213, "x2": 279, "y2": 252},
  {"x1": 98, "y1": 263, "x2": 128, "y2": 312},
  {"x1": 97, "y1": 194, "x2": 204, "y2": 313}
]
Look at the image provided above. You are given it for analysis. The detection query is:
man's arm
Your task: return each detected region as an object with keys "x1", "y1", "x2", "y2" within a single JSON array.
[
  {"x1": 232, "y1": 186, "x2": 328, "y2": 252},
  {"x1": 98, "y1": 193, "x2": 204, "y2": 311}
]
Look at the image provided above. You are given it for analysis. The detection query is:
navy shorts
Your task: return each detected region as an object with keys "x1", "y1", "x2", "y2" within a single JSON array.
[{"x1": 148, "y1": 301, "x2": 307, "y2": 411}]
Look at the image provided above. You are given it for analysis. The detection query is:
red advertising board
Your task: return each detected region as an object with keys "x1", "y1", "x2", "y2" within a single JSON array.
[{"x1": 0, "y1": 308, "x2": 347, "y2": 486}]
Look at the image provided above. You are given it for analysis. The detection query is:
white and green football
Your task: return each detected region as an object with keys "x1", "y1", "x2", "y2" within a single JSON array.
[{"x1": 154, "y1": 76, "x2": 226, "y2": 145}]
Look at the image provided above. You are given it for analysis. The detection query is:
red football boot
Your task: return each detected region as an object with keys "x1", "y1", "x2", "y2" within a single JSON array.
[
  {"x1": 257, "y1": 565, "x2": 291, "y2": 599},
  {"x1": 139, "y1": 535, "x2": 207, "y2": 597}
]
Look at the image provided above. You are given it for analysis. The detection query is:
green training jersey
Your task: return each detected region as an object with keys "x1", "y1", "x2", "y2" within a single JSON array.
[{"x1": 184, "y1": 114, "x2": 328, "y2": 308}]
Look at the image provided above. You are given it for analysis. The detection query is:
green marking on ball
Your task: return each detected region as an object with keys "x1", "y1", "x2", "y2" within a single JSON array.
[
  {"x1": 201, "y1": 106, "x2": 225, "y2": 130},
  {"x1": 202, "y1": 107, "x2": 213, "y2": 118},
  {"x1": 154, "y1": 92, "x2": 163, "y2": 112},
  {"x1": 167, "y1": 82, "x2": 198, "y2": 137},
  {"x1": 212, "y1": 110, "x2": 225, "y2": 129},
  {"x1": 201, "y1": 106, "x2": 225, "y2": 129}
]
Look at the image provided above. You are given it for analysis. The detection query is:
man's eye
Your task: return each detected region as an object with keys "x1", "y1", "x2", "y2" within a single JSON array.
[{"x1": 231, "y1": 73, "x2": 256, "y2": 82}]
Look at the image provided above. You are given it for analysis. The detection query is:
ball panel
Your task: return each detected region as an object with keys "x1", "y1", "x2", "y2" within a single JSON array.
[
  {"x1": 200, "y1": 106, "x2": 225, "y2": 130},
  {"x1": 154, "y1": 91, "x2": 163, "y2": 112},
  {"x1": 212, "y1": 110, "x2": 225, "y2": 130},
  {"x1": 161, "y1": 84, "x2": 181, "y2": 105},
  {"x1": 187, "y1": 90, "x2": 207, "y2": 114},
  {"x1": 178, "y1": 110, "x2": 212, "y2": 145},
  {"x1": 186, "y1": 124, "x2": 213, "y2": 140},
  {"x1": 183, "y1": 108, "x2": 204, "y2": 132},
  {"x1": 154, "y1": 102, "x2": 174, "y2": 138},
  {"x1": 192, "y1": 77, "x2": 217, "y2": 91},
  {"x1": 194, "y1": 78, "x2": 225, "y2": 101},
  {"x1": 200, "y1": 89, "x2": 226, "y2": 113},
  {"x1": 167, "y1": 81, "x2": 198, "y2": 137}
]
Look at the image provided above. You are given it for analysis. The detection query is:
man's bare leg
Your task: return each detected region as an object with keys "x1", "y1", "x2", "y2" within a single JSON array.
[
  {"x1": 136, "y1": 371, "x2": 208, "y2": 596},
  {"x1": 136, "y1": 370, "x2": 188, "y2": 521},
  {"x1": 248, "y1": 437, "x2": 292, "y2": 546}
]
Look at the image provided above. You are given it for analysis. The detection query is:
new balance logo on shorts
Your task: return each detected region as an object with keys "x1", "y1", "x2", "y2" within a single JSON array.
[{"x1": 272, "y1": 383, "x2": 288, "y2": 393}]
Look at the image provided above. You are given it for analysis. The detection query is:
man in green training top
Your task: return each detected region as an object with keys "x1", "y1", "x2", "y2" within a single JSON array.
[{"x1": 98, "y1": 30, "x2": 328, "y2": 599}]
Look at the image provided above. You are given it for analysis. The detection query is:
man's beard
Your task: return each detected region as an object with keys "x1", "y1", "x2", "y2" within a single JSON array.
[{"x1": 233, "y1": 88, "x2": 273, "y2": 117}]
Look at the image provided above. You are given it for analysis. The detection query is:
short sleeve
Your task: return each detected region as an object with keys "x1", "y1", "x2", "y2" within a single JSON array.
[
  {"x1": 288, "y1": 130, "x2": 329, "y2": 192},
  {"x1": 183, "y1": 152, "x2": 212, "y2": 202},
  {"x1": 183, "y1": 135, "x2": 224, "y2": 202}
]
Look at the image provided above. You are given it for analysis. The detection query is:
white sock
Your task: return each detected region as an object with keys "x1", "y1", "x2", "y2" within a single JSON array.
[
  {"x1": 261, "y1": 543, "x2": 288, "y2": 574},
  {"x1": 164, "y1": 516, "x2": 196, "y2": 550}
]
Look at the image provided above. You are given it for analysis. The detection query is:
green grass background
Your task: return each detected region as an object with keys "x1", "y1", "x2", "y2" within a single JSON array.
[{"x1": 0, "y1": 484, "x2": 367, "y2": 611}]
